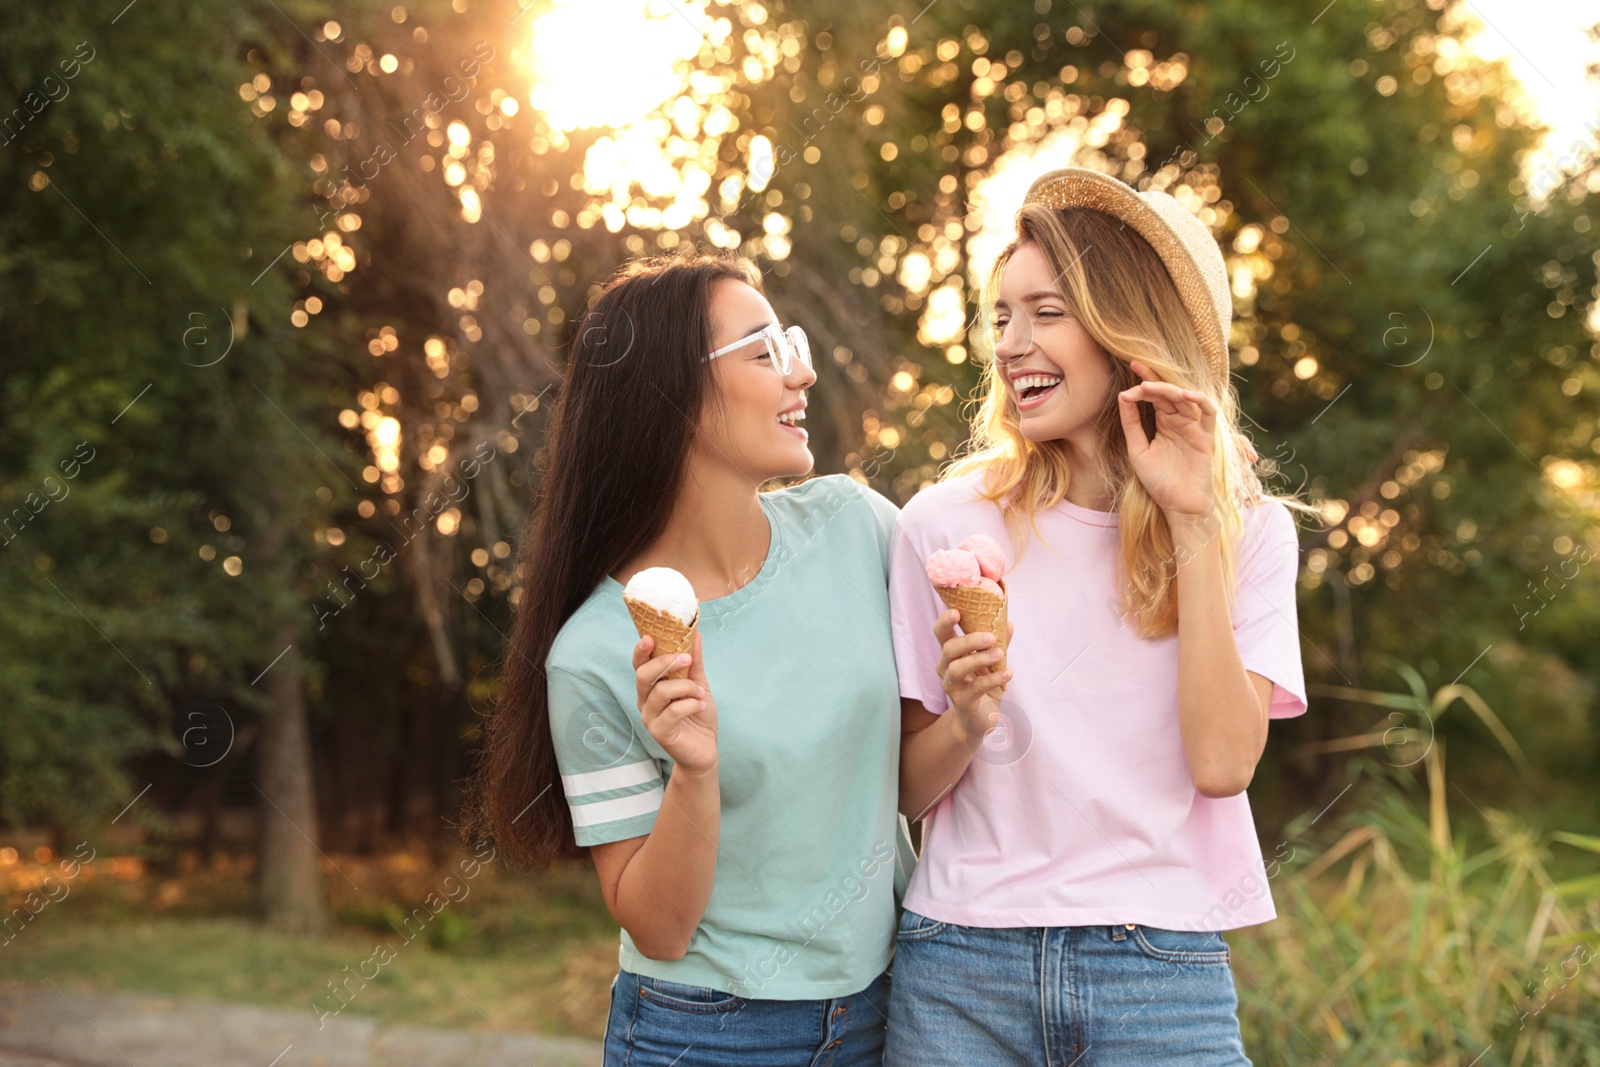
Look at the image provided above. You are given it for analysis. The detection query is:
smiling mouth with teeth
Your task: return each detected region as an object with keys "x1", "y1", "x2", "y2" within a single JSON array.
[
  {"x1": 1013, "y1": 374, "x2": 1063, "y2": 401},
  {"x1": 777, "y1": 409, "x2": 805, "y2": 426}
]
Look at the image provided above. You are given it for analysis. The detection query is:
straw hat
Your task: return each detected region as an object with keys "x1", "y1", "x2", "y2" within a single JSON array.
[{"x1": 1022, "y1": 167, "x2": 1231, "y2": 382}]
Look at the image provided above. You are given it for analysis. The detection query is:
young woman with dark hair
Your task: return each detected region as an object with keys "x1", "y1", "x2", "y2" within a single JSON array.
[{"x1": 466, "y1": 253, "x2": 913, "y2": 1066}]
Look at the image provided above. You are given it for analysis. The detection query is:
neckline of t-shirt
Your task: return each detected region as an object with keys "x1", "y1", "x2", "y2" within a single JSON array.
[
  {"x1": 602, "y1": 489, "x2": 786, "y2": 620},
  {"x1": 1052, "y1": 495, "x2": 1119, "y2": 527}
]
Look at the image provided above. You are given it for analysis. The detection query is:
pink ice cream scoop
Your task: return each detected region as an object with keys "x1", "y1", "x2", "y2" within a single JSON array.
[
  {"x1": 925, "y1": 548, "x2": 982, "y2": 587},
  {"x1": 959, "y1": 535, "x2": 1006, "y2": 581}
]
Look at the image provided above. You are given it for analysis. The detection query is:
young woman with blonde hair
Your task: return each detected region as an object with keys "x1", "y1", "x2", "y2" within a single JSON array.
[{"x1": 885, "y1": 168, "x2": 1308, "y2": 1065}]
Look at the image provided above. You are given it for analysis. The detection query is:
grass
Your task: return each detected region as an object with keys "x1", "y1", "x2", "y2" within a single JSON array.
[
  {"x1": 0, "y1": 848, "x2": 623, "y2": 1039},
  {"x1": 1230, "y1": 744, "x2": 1600, "y2": 1066},
  {"x1": 1, "y1": 916, "x2": 619, "y2": 1036}
]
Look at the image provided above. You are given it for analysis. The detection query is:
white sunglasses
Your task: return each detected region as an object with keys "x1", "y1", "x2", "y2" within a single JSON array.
[{"x1": 704, "y1": 323, "x2": 813, "y2": 377}]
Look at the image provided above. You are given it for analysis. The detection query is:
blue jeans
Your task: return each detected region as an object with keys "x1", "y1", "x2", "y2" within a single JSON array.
[
  {"x1": 885, "y1": 909, "x2": 1251, "y2": 1066},
  {"x1": 603, "y1": 966, "x2": 892, "y2": 1066}
]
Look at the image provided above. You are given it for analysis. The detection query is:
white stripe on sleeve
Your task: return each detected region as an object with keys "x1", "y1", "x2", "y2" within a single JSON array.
[
  {"x1": 561, "y1": 759, "x2": 661, "y2": 799},
  {"x1": 569, "y1": 786, "x2": 665, "y2": 828}
]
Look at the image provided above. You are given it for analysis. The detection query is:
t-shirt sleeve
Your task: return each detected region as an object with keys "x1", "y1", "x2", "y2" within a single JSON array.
[
  {"x1": 853, "y1": 477, "x2": 901, "y2": 576},
  {"x1": 547, "y1": 663, "x2": 666, "y2": 845},
  {"x1": 887, "y1": 508, "x2": 952, "y2": 716},
  {"x1": 1231, "y1": 500, "x2": 1308, "y2": 719}
]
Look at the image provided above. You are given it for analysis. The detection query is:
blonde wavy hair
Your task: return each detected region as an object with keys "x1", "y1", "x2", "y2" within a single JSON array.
[{"x1": 944, "y1": 202, "x2": 1271, "y2": 639}]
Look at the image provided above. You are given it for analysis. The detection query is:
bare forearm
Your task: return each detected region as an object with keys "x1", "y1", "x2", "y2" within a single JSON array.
[
  {"x1": 614, "y1": 764, "x2": 721, "y2": 958},
  {"x1": 900, "y1": 711, "x2": 984, "y2": 819},
  {"x1": 1172, "y1": 516, "x2": 1268, "y2": 796}
]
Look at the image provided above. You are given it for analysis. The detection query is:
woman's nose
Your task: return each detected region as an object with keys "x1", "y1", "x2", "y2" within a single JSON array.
[{"x1": 995, "y1": 316, "x2": 1032, "y2": 358}]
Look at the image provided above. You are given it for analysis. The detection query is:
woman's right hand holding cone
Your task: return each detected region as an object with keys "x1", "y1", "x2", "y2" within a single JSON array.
[
  {"x1": 934, "y1": 610, "x2": 1015, "y2": 746},
  {"x1": 633, "y1": 631, "x2": 719, "y2": 775}
]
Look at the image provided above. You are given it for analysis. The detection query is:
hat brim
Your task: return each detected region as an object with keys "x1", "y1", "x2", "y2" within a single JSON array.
[{"x1": 1022, "y1": 167, "x2": 1229, "y2": 382}]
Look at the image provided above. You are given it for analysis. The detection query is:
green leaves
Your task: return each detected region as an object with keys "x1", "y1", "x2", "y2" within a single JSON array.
[{"x1": 0, "y1": 0, "x2": 343, "y2": 833}]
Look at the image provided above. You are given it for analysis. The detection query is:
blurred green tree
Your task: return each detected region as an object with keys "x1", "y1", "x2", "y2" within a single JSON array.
[{"x1": 0, "y1": 0, "x2": 343, "y2": 932}]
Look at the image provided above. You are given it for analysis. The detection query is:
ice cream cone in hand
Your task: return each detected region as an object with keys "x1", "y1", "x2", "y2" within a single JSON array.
[
  {"x1": 622, "y1": 567, "x2": 700, "y2": 680},
  {"x1": 926, "y1": 536, "x2": 1010, "y2": 689}
]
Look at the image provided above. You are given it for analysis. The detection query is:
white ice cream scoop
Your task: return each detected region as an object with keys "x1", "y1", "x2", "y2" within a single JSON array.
[{"x1": 622, "y1": 566, "x2": 698, "y2": 625}]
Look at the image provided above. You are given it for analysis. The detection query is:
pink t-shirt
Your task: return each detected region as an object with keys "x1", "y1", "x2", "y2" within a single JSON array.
[{"x1": 888, "y1": 469, "x2": 1307, "y2": 931}]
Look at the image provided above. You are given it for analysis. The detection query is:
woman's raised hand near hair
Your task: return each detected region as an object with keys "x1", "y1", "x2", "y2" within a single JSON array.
[
  {"x1": 633, "y1": 631, "x2": 719, "y2": 776},
  {"x1": 1116, "y1": 359, "x2": 1218, "y2": 519},
  {"x1": 933, "y1": 609, "x2": 1014, "y2": 745}
]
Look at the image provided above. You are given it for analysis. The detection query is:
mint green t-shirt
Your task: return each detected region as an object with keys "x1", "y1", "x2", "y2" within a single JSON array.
[{"x1": 545, "y1": 474, "x2": 915, "y2": 999}]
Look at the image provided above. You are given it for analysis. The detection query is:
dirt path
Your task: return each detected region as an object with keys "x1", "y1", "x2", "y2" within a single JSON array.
[{"x1": 0, "y1": 985, "x2": 601, "y2": 1067}]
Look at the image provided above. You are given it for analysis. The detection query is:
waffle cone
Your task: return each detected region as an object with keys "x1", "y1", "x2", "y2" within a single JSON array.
[
  {"x1": 935, "y1": 579, "x2": 1009, "y2": 689},
  {"x1": 624, "y1": 595, "x2": 698, "y2": 680}
]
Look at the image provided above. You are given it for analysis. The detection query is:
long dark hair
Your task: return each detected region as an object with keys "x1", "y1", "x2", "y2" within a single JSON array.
[{"x1": 461, "y1": 253, "x2": 759, "y2": 869}]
